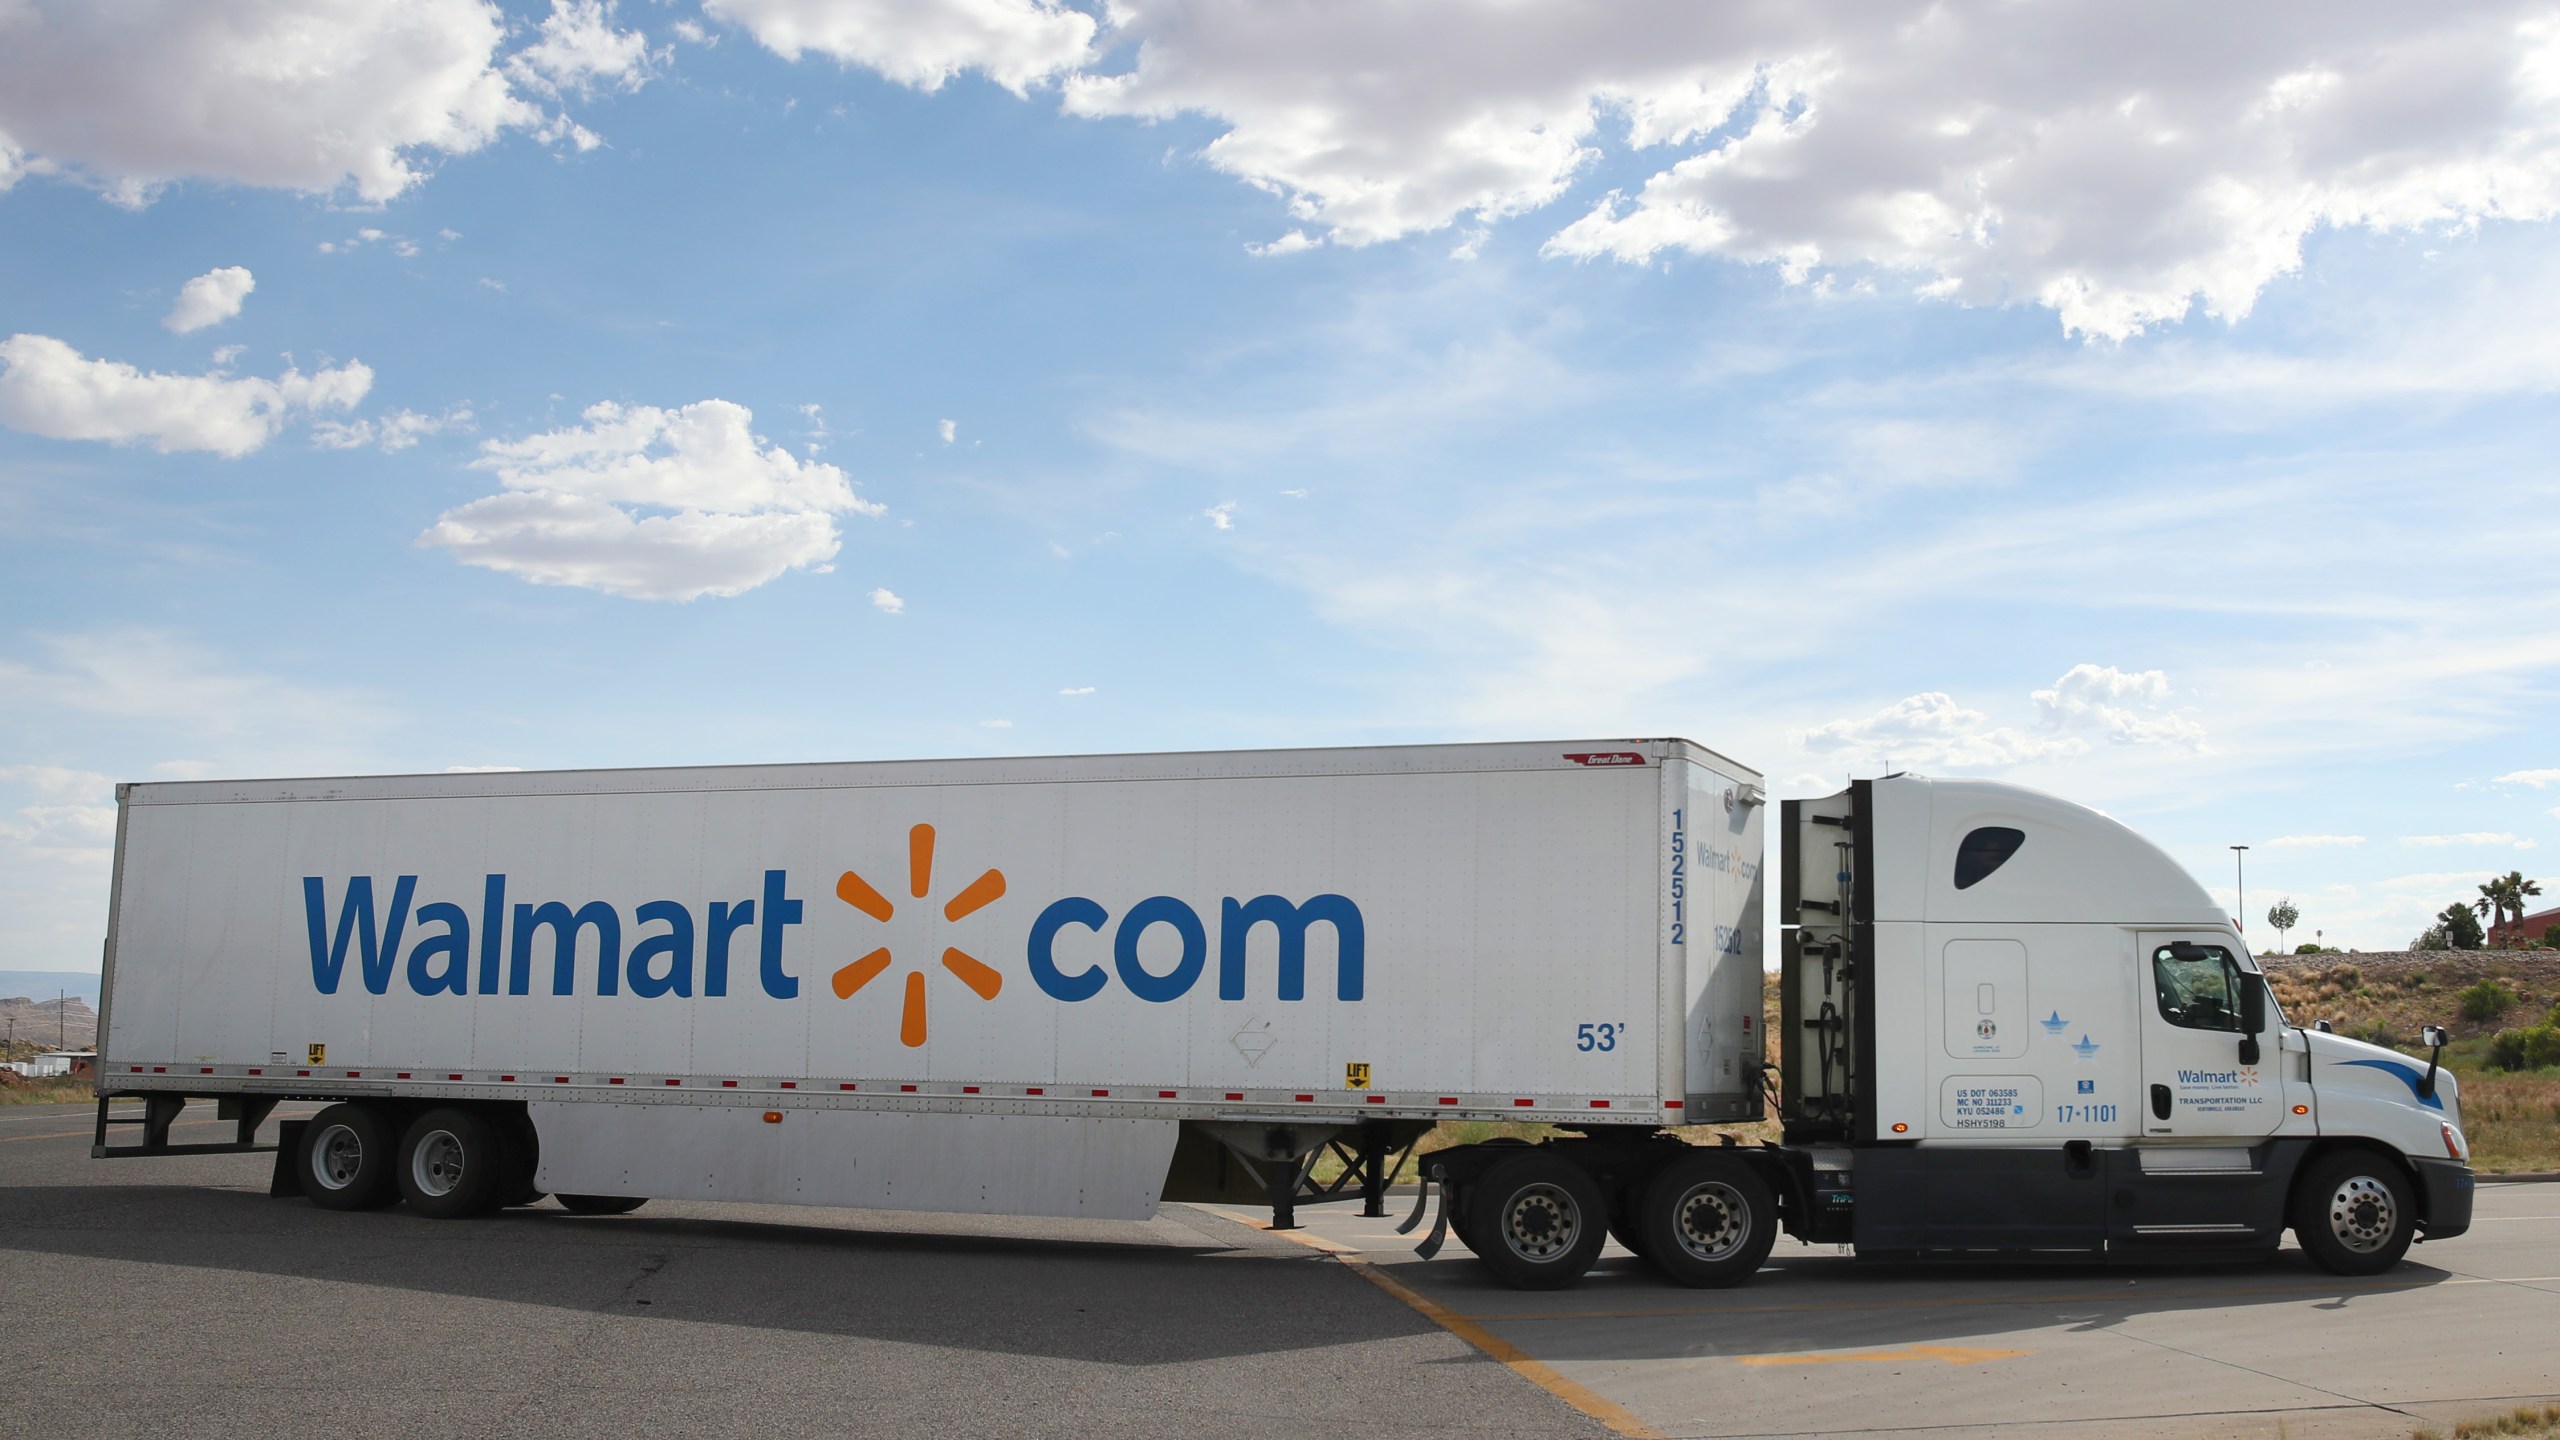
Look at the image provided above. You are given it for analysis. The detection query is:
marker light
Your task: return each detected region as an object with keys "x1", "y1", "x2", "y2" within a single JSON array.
[
  {"x1": 762, "y1": 1111, "x2": 784, "y2": 1124},
  {"x1": 1891, "y1": 1122, "x2": 1910, "y2": 1133},
  {"x1": 2442, "y1": 1123, "x2": 2466, "y2": 1159},
  {"x1": 2293, "y1": 1104, "x2": 2310, "y2": 1115}
]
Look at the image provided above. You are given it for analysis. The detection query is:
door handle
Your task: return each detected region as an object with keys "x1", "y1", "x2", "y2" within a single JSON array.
[{"x1": 2150, "y1": 1084, "x2": 2172, "y2": 1120}]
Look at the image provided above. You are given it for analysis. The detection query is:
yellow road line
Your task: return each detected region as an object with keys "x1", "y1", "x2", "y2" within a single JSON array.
[
  {"x1": 1344, "y1": 1259, "x2": 1666, "y2": 1439},
  {"x1": 1199, "y1": 1206, "x2": 1663, "y2": 1439}
]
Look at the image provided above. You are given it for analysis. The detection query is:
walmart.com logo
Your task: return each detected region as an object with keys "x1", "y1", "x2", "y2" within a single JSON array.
[
  {"x1": 299, "y1": 843, "x2": 1369, "y2": 1026},
  {"x1": 832, "y1": 824, "x2": 1008, "y2": 1047}
]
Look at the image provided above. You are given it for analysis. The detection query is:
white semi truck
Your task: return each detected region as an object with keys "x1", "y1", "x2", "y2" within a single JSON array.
[{"x1": 92, "y1": 739, "x2": 2472, "y2": 1290}]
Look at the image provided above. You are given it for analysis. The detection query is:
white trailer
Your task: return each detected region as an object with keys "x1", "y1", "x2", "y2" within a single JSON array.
[{"x1": 92, "y1": 743, "x2": 2471, "y2": 1290}]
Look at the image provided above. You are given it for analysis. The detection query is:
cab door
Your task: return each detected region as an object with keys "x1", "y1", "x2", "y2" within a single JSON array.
[
  {"x1": 2136, "y1": 932, "x2": 2287, "y2": 1140},
  {"x1": 2123, "y1": 932, "x2": 2294, "y2": 1250}
]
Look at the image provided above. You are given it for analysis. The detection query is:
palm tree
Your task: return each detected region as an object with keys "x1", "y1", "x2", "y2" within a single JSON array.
[
  {"x1": 2502, "y1": 870, "x2": 2543, "y2": 947},
  {"x1": 2475, "y1": 878, "x2": 2508, "y2": 945}
]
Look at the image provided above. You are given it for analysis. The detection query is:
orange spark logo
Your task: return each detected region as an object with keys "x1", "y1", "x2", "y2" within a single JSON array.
[{"x1": 831, "y1": 823, "x2": 1006, "y2": 1047}]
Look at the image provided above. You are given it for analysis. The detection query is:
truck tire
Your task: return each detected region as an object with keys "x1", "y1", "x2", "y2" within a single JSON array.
[
  {"x1": 1637, "y1": 1152, "x2": 1777, "y2": 1288},
  {"x1": 2292, "y1": 1150, "x2": 2416, "y2": 1276},
  {"x1": 492, "y1": 1109, "x2": 544, "y2": 1207},
  {"x1": 298, "y1": 1103, "x2": 399, "y2": 1211},
  {"x1": 1466, "y1": 1153, "x2": 1607, "y2": 1290},
  {"x1": 557, "y1": 1194, "x2": 648, "y2": 1216},
  {"x1": 1607, "y1": 1193, "x2": 1651, "y2": 1260},
  {"x1": 396, "y1": 1108, "x2": 504, "y2": 1219}
]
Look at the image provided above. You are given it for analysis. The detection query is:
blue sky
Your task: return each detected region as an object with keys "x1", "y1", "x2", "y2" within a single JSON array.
[{"x1": 3, "y1": 0, "x2": 2557, "y2": 968}]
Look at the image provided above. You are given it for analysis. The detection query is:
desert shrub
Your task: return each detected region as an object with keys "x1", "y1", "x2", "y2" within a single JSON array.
[
  {"x1": 2486, "y1": 1026, "x2": 2560, "y2": 1073},
  {"x1": 2462, "y1": 979, "x2": 2520, "y2": 1022},
  {"x1": 2348, "y1": 1020, "x2": 2398, "y2": 1047}
]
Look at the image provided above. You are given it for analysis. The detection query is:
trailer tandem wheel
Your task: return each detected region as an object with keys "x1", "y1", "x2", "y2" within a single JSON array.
[
  {"x1": 1637, "y1": 1151, "x2": 1777, "y2": 1288},
  {"x1": 397, "y1": 1108, "x2": 506, "y2": 1219},
  {"x1": 1466, "y1": 1153, "x2": 1608, "y2": 1289},
  {"x1": 298, "y1": 1103, "x2": 400, "y2": 1211}
]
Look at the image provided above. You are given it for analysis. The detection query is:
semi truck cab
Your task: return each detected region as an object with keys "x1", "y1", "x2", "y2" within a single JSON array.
[{"x1": 1777, "y1": 775, "x2": 2474, "y2": 1273}]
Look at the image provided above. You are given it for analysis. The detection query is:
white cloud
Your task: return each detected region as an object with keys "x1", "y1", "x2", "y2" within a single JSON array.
[
  {"x1": 1204, "y1": 501, "x2": 1237, "y2": 530},
  {"x1": 1247, "y1": 230, "x2": 1319, "y2": 257},
  {"x1": 2031, "y1": 664, "x2": 2208, "y2": 749},
  {"x1": 0, "y1": 764, "x2": 116, "y2": 854},
  {"x1": 1281, "y1": 488, "x2": 1308, "y2": 498},
  {"x1": 945, "y1": 1, "x2": 2560, "y2": 338},
  {"x1": 979, "y1": 718, "x2": 1013, "y2": 729},
  {"x1": 869, "y1": 586, "x2": 905, "y2": 614},
  {"x1": 419, "y1": 399, "x2": 882, "y2": 601},
  {"x1": 311, "y1": 406, "x2": 472, "y2": 452},
  {"x1": 0, "y1": 334, "x2": 370, "y2": 458},
  {"x1": 0, "y1": 630, "x2": 390, "y2": 752},
  {"x1": 1795, "y1": 691, "x2": 2087, "y2": 771},
  {"x1": 2380, "y1": 871, "x2": 2502, "y2": 892},
  {"x1": 938, "y1": 418, "x2": 957, "y2": 444},
  {"x1": 163, "y1": 266, "x2": 255, "y2": 334},
  {"x1": 506, "y1": 0, "x2": 658, "y2": 97},
  {"x1": 2401, "y1": 832, "x2": 2537, "y2": 849},
  {"x1": 704, "y1": 0, "x2": 1094, "y2": 96},
  {"x1": 2267, "y1": 835, "x2": 2366, "y2": 849},
  {"x1": 2495, "y1": 768, "x2": 2560, "y2": 787},
  {"x1": 1059, "y1": 685, "x2": 1095, "y2": 696},
  {"x1": 0, "y1": 0, "x2": 617, "y2": 204}
]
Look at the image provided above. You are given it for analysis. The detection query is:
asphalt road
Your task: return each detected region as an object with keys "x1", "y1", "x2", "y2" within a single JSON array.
[
  {"x1": 1276, "y1": 1176, "x2": 2560, "y2": 1440},
  {"x1": 7, "y1": 1102, "x2": 2556, "y2": 1440},
  {"x1": 0, "y1": 1103, "x2": 1609, "y2": 1440}
]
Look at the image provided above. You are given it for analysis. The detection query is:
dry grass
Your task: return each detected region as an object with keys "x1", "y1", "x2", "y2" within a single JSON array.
[
  {"x1": 2267, "y1": 954, "x2": 2560, "y2": 1048},
  {"x1": 2461, "y1": 1070, "x2": 2560, "y2": 1173},
  {"x1": 2414, "y1": 1401, "x2": 2560, "y2": 1439},
  {"x1": 0, "y1": 1075, "x2": 100, "y2": 1106}
]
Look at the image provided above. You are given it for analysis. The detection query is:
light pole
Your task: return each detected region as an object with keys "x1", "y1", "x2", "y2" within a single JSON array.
[{"x1": 2231, "y1": 845, "x2": 2249, "y2": 934}]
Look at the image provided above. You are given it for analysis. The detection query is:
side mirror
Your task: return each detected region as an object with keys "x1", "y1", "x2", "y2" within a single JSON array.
[
  {"x1": 2315, "y1": 1019, "x2": 2334, "y2": 1034},
  {"x1": 2421, "y1": 1025, "x2": 2450, "y2": 1049},
  {"x1": 2419, "y1": 1024, "x2": 2448, "y2": 1100},
  {"x1": 2235, "y1": 963, "x2": 2266, "y2": 1064}
]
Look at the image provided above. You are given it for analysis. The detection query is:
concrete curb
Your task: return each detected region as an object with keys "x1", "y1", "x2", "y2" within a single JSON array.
[{"x1": 2480, "y1": 1171, "x2": 2560, "y2": 1183}]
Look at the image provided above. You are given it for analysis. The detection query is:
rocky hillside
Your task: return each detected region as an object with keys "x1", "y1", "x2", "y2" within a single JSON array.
[
  {"x1": 0, "y1": 993, "x2": 97, "y2": 1055},
  {"x1": 2262, "y1": 951, "x2": 2560, "y2": 1047}
]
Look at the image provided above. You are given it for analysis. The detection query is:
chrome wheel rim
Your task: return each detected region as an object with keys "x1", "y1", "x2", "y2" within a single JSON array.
[
  {"x1": 411, "y1": 1129, "x2": 467, "y2": 1199},
  {"x1": 1500, "y1": 1182, "x2": 1582, "y2": 1261},
  {"x1": 311, "y1": 1122, "x2": 364, "y2": 1191},
  {"x1": 1671, "y1": 1180, "x2": 1752, "y2": 1262},
  {"x1": 2326, "y1": 1174, "x2": 2397, "y2": 1253}
]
